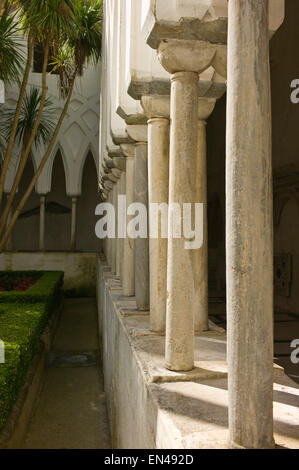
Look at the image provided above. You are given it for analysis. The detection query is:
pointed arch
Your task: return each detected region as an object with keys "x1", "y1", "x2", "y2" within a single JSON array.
[{"x1": 77, "y1": 144, "x2": 99, "y2": 196}]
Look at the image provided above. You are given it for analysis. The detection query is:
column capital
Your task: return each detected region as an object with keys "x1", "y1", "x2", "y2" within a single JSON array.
[
  {"x1": 120, "y1": 143, "x2": 136, "y2": 159},
  {"x1": 126, "y1": 124, "x2": 148, "y2": 143},
  {"x1": 111, "y1": 168, "x2": 122, "y2": 180},
  {"x1": 102, "y1": 173, "x2": 117, "y2": 186},
  {"x1": 158, "y1": 39, "x2": 227, "y2": 78},
  {"x1": 141, "y1": 95, "x2": 170, "y2": 120},
  {"x1": 198, "y1": 98, "x2": 216, "y2": 121}
]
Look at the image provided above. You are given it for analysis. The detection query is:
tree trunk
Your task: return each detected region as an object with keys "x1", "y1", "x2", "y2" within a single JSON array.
[
  {"x1": 0, "y1": 41, "x2": 49, "y2": 237},
  {"x1": 0, "y1": 32, "x2": 34, "y2": 209},
  {"x1": 0, "y1": 74, "x2": 77, "y2": 252}
]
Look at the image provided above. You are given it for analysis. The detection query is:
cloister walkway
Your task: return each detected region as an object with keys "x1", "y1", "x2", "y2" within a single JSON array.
[{"x1": 21, "y1": 298, "x2": 111, "y2": 449}]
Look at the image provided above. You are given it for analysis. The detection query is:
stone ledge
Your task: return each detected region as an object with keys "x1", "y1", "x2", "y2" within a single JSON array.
[{"x1": 98, "y1": 259, "x2": 299, "y2": 449}]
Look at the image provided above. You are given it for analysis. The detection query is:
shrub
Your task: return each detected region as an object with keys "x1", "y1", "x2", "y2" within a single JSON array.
[
  {"x1": 0, "y1": 271, "x2": 63, "y2": 430},
  {"x1": 0, "y1": 271, "x2": 64, "y2": 310}
]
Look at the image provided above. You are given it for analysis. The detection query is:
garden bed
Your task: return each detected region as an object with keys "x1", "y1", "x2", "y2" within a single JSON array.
[
  {"x1": 0, "y1": 271, "x2": 63, "y2": 431},
  {"x1": 0, "y1": 272, "x2": 41, "y2": 292}
]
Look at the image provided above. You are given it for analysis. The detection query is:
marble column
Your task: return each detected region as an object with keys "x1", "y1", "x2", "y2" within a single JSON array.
[
  {"x1": 158, "y1": 40, "x2": 227, "y2": 371},
  {"x1": 120, "y1": 144, "x2": 135, "y2": 297},
  {"x1": 127, "y1": 125, "x2": 149, "y2": 310},
  {"x1": 226, "y1": 0, "x2": 274, "y2": 449},
  {"x1": 118, "y1": 170, "x2": 126, "y2": 284},
  {"x1": 167, "y1": 70, "x2": 199, "y2": 371},
  {"x1": 71, "y1": 196, "x2": 77, "y2": 252},
  {"x1": 111, "y1": 183, "x2": 118, "y2": 274},
  {"x1": 134, "y1": 142, "x2": 149, "y2": 310},
  {"x1": 107, "y1": 190, "x2": 113, "y2": 269},
  {"x1": 194, "y1": 99, "x2": 216, "y2": 332},
  {"x1": 141, "y1": 96, "x2": 170, "y2": 332},
  {"x1": 115, "y1": 179, "x2": 121, "y2": 278},
  {"x1": 39, "y1": 195, "x2": 46, "y2": 252}
]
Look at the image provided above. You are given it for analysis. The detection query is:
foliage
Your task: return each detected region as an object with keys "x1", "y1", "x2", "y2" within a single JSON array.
[
  {"x1": 0, "y1": 271, "x2": 63, "y2": 305},
  {"x1": 0, "y1": 86, "x2": 56, "y2": 148},
  {"x1": 0, "y1": 0, "x2": 103, "y2": 251},
  {"x1": 14, "y1": 0, "x2": 74, "y2": 41},
  {"x1": 0, "y1": 271, "x2": 41, "y2": 291},
  {"x1": 51, "y1": 0, "x2": 103, "y2": 96},
  {"x1": 0, "y1": 270, "x2": 63, "y2": 430},
  {"x1": 0, "y1": 1, "x2": 24, "y2": 84}
]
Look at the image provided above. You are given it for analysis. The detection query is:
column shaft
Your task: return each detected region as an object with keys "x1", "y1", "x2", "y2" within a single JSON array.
[
  {"x1": 116, "y1": 180, "x2": 120, "y2": 277},
  {"x1": 148, "y1": 117, "x2": 169, "y2": 332},
  {"x1": 226, "y1": 0, "x2": 274, "y2": 449},
  {"x1": 194, "y1": 120, "x2": 208, "y2": 332},
  {"x1": 134, "y1": 142, "x2": 149, "y2": 310},
  {"x1": 111, "y1": 184, "x2": 117, "y2": 274},
  {"x1": 166, "y1": 71, "x2": 199, "y2": 371},
  {"x1": 119, "y1": 171, "x2": 126, "y2": 284},
  {"x1": 123, "y1": 156, "x2": 135, "y2": 296},
  {"x1": 39, "y1": 195, "x2": 46, "y2": 252}
]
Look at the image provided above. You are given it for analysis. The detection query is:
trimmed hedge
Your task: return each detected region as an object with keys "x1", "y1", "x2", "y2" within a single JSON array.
[
  {"x1": 0, "y1": 271, "x2": 63, "y2": 430},
  {"x1": 0, "y1": 271, "x2": 63, "y2": 307}
]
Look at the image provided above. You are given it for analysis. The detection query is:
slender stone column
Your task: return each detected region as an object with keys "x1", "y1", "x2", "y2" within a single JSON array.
[
  {"x1": 194, "y1": 99, "x2": 216, "y2": 332},
  {"x1": 226, "y1": 0, "x2": 274, "y2": 449},
  {"x1": 121, "y1": 144, "x2": 135, "y2": 296},
  {"x1": 71, "y1": 196, "x2": 77, "y2": 252},
  {"x1": 111, "y1": 183, "x2": 117, "y2": 274},
  {"x1": 134, "y1": 142, "x2": 149, "y2": 310},
  {"x1": 39, "y1": 195, "x2": 46, "y2": 252},
  {"x1": 141, "y1": 96, "x2": 170, "y2": 332},
  {"x1": 166, "y1": 71, "x2": 199, "y2": 371},
  {"x1": 126, "y1": 125, "x2": 149, "y2": 310},
  {"x1": 109, "y1": 190, "x2": 114, "y2": 271},
  {"x1": 115, "y1": 180, "x2": 121, "y2": 277},
  {"x1": 118, "y1": 170, "x2": 126, "y2": 284},
  {"x1": 157, "y1": 38, "x2": 227, "y2": 371}
]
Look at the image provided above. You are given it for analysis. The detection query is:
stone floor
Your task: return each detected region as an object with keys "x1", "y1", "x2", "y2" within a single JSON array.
[{"x1": 21, "y1": 298, "x2": 111, "y2": 449}]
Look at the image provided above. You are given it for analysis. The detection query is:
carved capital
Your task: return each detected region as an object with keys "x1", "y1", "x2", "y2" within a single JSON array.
[
  {"x1": 198, "y1": 98, "x2": 216, "y2": 121},
  {"x1": 126, "y1": 125, "x2": 148, "y2": 143},
  {"x1": 120, "y1": 143, "x2": 136, "y2": 159},
  {"x1": 111, "y1": 168, "x2": 122, "y2": 180},
  {"x1": 158, "y1": 39, "x2": 227, "y2": 78},
  {"x1": 141, "y1": 95, "x2": 170, "y2": 120}
]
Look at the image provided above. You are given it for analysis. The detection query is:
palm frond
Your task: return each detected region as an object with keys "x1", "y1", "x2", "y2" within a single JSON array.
[
  {"x1": 0, "y1": 86, "x2": 56, "y2": 148},
  {"x1": 0, "y1": 1, "x2": 24, "y2": 84},
  {"x1": 67, "y1": 0, "x2": 102, "y2": 76},
  {"x1": 14, "y1": 0, "x2": 74, "y2": 41}
]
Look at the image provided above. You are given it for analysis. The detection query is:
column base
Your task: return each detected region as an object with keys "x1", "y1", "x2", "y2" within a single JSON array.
[
  {"x1": 165, "y1": 362, "x2": 195, "y2": 373},
  {"x1": 229, "y1": 438, "x2": 275, "y2": 450}
]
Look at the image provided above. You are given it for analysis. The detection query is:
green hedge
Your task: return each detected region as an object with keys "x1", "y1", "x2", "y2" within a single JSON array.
[
  {"x1": 0, "y1": 271, "x2": 63, "y2": 430},
  {"x1": 0, "y1": 271, "x2": 64, "y2": 307}
]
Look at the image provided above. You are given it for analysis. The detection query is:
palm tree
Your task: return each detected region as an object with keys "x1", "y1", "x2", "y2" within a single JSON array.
[
  {"x1": 0, "y1": 0, "x2": 74, "y2": 214},
  {"x1": 0, "y1": 2, "x2": 24, "y2": 84},
  {"x1": 0, "y1": 86, "x2": 55, "y2": 223},
  {"x1": 0, "y1": 0, "x2": 102, "y2": 251},
  {"x1": 0, "y1": 0, "x2": 74, "y2": 235},
  {"x1": 1, "y1": 86, "x2": 55, "y2": 147}
]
